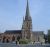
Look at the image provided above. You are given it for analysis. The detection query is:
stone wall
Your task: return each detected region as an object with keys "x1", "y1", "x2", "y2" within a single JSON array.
[{"x1": 0, "y1": 33, "x2": 21, "y2": 43}]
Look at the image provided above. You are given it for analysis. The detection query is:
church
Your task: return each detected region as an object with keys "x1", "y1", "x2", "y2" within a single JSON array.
[{"x1": 0, "y1": 0, "x2": 45, "y2": 43}]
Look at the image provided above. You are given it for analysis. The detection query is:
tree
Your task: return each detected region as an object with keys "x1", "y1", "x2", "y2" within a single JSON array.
[
  {"x1": 48, "y1": 30, "x2": 50, "y2": 43},
  {"x1": 48, "y1": 35, "x2": 50, "y2": 43},
  {"x1": 19, "y1": 39, "x2": 31, "y2": 44},
  {"x1": 12, "y1": 36, "x2": 15, "y2": 41},
  {"x1": 17, "y1": 36, "x2": 20, "y2": 41}
]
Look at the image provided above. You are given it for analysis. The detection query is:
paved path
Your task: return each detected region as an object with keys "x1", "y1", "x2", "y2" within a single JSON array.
[{"x1": 0, "y1": 43, "x2": 50, "y2": 47}]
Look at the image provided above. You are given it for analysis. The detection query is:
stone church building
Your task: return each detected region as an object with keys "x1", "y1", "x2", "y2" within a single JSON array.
[{"x1": 0, "y1": 0, "x2": 45, "y2": 43}]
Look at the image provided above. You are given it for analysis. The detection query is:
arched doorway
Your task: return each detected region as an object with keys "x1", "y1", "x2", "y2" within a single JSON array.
[
  {"x1": 6, "y1": 39, "x2": 9, "y2": 43},
  {"x1": 2, "y1": 36, "x2": 6, "y2": 43},
  {"x1": 12, "y1": 36, "x2": 15, "y2": 41}
]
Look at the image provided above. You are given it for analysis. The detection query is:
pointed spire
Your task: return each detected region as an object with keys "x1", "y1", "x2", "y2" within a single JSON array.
[
  {"x1": 26, "y1": 0, "x2": 29, "y2": 17},
  {"x1": 25, "y1": 0, "x2": 32, "y2": 21}
]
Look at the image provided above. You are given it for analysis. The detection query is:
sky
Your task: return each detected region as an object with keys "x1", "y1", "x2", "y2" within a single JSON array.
[{"x1": 0, "y1": 0, "x2": 50, "y2": 34}]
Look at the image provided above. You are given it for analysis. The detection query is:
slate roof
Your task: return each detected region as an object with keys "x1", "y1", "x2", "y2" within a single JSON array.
[
  {"x1": 32, "y1": 31, "x2": 44, "y2": 35},
  {"x1": 4, "y1": 30, "x2": 22, "y2": 34}
]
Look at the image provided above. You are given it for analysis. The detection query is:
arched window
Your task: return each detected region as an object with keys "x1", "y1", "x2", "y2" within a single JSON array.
[
  {"x1": 6, "y1": 39, "x2": 9, "y2": 43},
  {"x1": 2, "y1": 36, "x2": 6, "y2": 43},
  {"x1": 12, "y1": 36, "x2": 15, "y2": 41}
]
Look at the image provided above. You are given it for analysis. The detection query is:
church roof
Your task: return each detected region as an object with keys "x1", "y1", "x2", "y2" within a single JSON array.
[
  {"x1": 4, "y1": 30, "x2": 22, "y2": 34},
  {"x1": 32, "y1": 31, "x2": 44, "y2": 35}
]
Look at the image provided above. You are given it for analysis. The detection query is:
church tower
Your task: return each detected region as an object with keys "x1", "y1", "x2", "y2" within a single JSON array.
[{"x1": 22, "y1": 0, "x2": 32, "y2": 40}]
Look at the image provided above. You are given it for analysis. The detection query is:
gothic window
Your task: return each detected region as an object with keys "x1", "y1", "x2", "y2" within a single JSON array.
[
  {"x1": 2, "y1": 36, "x2": 6, "y2": 43},
  {"x1": 26, "y1": 22, "x2": 30, "y2": 29},
  {"x1": 38, "y1": 37, "x2": 39, "y2": 42},
  {"x1": 27, "y1": 22, "x2": 28, "y2": 27},
  {"x1": 6, "y1": 39, "x2": 9, "y2": 43},
  {"x1": 0, "y1": 39, "x2": 1, "y2": 42},
  {"x1": 12, "y1": 36, "x2": 15, "y2": 41}
]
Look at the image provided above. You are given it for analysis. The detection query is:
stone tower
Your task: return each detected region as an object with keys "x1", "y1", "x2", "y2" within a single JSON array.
[{"x1": 22, "y1": 0, "x2": 32, "y2": 40}]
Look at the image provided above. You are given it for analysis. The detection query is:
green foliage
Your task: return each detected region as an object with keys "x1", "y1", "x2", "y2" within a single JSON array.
[
  {"x1": 47, "y1": 30, "x2": 50, "y2": 43},
  {"x1": 19, "y1": 39, "x2": 31, "y2": 44},
  {"x1": 17, "y1": 36, "x2": 20, "y2": 41},
  {"x1": 48, "y1": 35, "x2": 50, "y2": 43}
]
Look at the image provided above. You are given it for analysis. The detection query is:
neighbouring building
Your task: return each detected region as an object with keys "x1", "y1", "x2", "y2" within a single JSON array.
[{"x1": 0, "y1": 0, "x2": 45, "y2": 43}]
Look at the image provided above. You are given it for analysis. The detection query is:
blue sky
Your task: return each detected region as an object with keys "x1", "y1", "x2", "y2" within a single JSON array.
[{"x1": 0, "y1": 0, "x2": 50, "y2": 34}]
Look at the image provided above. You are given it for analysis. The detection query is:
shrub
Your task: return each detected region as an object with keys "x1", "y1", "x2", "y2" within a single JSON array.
[{"x1": 19, "y1": 39, "x2": 29, "y2": 44}]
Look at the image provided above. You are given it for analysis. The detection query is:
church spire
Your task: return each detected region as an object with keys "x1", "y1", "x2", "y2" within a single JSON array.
[
  {"x1": 26, "y1": 0, "x2": 29, "y2": 17},
  {"x1": 22, "y1": 0, "x2": 32, "y2": 39},
  {"x1": 25, "y1": 0, "x2": 31, "y2": 21}
]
